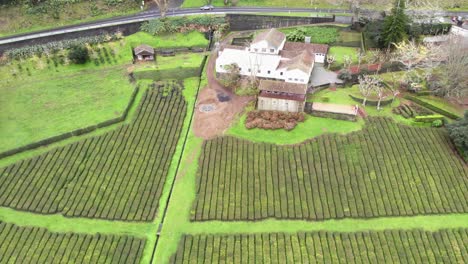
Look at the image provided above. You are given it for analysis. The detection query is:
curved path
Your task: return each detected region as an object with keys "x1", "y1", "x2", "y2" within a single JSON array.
[{"x1": 1, "y1": 7, "x2": 467, "y2": 45}]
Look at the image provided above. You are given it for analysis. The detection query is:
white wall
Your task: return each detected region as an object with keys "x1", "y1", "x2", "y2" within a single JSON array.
[
  {"x1": 314, "y1": 53, "x2": 326, "y2": 63},
  {"x1": 258, "y1": 97, "x2": 304, "y2": 112},
  {"x1": 249, "y1": 39, "x2": 286, "y2": 55}
]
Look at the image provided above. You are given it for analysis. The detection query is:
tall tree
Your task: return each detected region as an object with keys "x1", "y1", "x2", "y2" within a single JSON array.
[
  {"x1": 358, "y1": 75, "x2": 380, "y2": 106},
  {"x1": 382, "y1": 0, "x2": 410, "y2": 49}
]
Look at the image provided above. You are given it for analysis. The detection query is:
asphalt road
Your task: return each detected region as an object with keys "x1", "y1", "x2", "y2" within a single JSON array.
[{"x1": 0, "y1": 6, "x2": 467, "y2": 45}]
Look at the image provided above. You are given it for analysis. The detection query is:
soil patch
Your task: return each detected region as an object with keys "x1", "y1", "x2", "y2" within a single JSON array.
[{"x1": 193, "y1": 54, "x2": 254, "y2": 139}]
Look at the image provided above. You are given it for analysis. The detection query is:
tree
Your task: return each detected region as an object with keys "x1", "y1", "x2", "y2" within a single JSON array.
[
  {"x1": 326, "y1": 55, "x2": 335, "y2": 69},
  {"x1": 219, "y1": 63, "x2": 240, "y2": 89},
  {"x1": 429, "y1": 37, "x2": 468, "y2": 99},
  {"x1": 447, "y1": 111, "x2": 468, "y2": 160},
  {"x1": 358, "y1": 75, "x2": 380, "y2": 106},
  {"x1": 68, "y1": 45, "x2": 89, "y2": 64},
  {"x1": 382, "y1": 0, "x2": 410, "y2": 49},
  {"x1": 153, "y1": 0, "x2": 168, "y2": 18}
]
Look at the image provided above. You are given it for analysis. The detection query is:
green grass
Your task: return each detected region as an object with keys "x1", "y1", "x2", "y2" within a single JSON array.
[
  {"x1": 0, "y1": 207, "x2": 153, "y2": 237},
  {"x1": 228, "y1": 107, "x2": 364, "y2": 145},
  {"x1": 309, "y1": 86, "x2": 420, "y2": 126},
  {"x1": 328, "y1": 46, "x2": 359, "y2": 65},
  {"x1": 0, "y1": 1, "x2": 140, "y2": 37},
  {"x1": 0, "y1": 31, "x2": 208, "y2": 153},
  {"x1": 124, "y1": 31, "x2": 209, "y2": 50},
  {"x1": 0, "y1": 66, "x2": 134, "y2": 153},
  {"x1": 280, "y1": 26, "x2": 339, "y2": 44}
]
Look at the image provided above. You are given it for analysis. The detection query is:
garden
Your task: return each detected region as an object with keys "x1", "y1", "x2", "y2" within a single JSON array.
[{"x1": 1, "y1": 6, "x2": 468, "y2": 264}]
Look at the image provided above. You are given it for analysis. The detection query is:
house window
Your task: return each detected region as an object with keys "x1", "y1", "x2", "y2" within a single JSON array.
[
  {"x1": 294, "y1": 78, "x2": 298, "y2": 81},
  {"x1": 280, "y1": 72, "x2": 283, "y2": 76},
  {"x1": 270, "y1": 49, "x2": 275, "y2": 52},
  {"x1": 239, "y1": 68, "x2": 242, "y2": 71},
  {"x1": 288, "y1": 78, "x2": 292, "y2": 81},
  {"x1": 254, "y1": 48, "x2": 258, "y2": 52},
  {"x1": 248, "y1": 68, "x2": 251, "y2": 72},
  {"x1": 300, "y1": 79, "x2": 304, "y2": 82},
  {"x1": 258, "y1": 70, "x2": 261, "y2": 73},
  {"x1": 262, "y1": 48, "x2": 266, "y2": 52},
  {"x1": 267, "y1": 70, "x2": 271, "y2": 74}
]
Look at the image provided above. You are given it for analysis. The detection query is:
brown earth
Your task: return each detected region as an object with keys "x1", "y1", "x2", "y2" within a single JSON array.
[{"x1": 193, "y1": 54, "x2": 254, "y2": 139}]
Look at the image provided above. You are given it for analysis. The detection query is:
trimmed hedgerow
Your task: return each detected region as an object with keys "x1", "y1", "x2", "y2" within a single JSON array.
[
  {"x1": 0, "y1": 221, "x2": 145, "y2": 264},
  {"x1": 191, "y1": 117, "x2": 468, "y2": 221},
  {"x1": 171, "y1": 229, "x2": 467, "y2": 263}
]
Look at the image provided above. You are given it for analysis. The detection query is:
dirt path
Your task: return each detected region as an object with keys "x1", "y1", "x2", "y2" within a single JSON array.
[{"x1": 193, "y1": 53, "x2": 254, "y2": 139}]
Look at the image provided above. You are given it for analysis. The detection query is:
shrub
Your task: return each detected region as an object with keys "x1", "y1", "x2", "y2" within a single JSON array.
[
  {"x1": 245, "y1": 111, "x2": 305, "y2": 131},
  {"x1": 447, "y1": 111, "x2": 468, "y2": 160},
  {"x1": 414, "y1": 115, "x2": 444, "y2": 123},
  {"x1": 432, "y1": 120, "x2": 443, "y2": 127},
  {"x1": 68, "y1": 45, "x2": 89, "y2": 64}
]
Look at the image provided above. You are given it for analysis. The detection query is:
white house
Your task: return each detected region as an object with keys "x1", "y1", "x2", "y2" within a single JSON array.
[{"x1": 216, "y1": 28, "x2": 329, "y2": 112}]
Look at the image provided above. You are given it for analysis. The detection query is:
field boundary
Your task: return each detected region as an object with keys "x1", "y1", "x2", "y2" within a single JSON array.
[{"x1": 0, "y1": 85, "x2": 139, "y2": 160}]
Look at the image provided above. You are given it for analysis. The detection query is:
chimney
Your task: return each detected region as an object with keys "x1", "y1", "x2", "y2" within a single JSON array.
[{"x1": 305, "y1": 36, "x2": 311, "y2": 43}]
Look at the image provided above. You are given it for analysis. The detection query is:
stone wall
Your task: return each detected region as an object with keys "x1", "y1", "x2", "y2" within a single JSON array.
[{"x1": 227, "y1": 14, "x2": 335, "y2": 31}]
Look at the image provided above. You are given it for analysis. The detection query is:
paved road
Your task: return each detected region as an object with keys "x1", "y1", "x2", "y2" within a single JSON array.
[{"x1": 0, "y1": 6, "x2": 467, "y2": 45}]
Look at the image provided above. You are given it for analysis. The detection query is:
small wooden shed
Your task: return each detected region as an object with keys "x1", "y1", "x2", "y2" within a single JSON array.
[{"x1": 134, "y1": 44, "x2": 155, "y2": 61}]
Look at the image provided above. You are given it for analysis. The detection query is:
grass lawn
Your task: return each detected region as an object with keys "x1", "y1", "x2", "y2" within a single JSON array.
[
  {"x1": 228, "y1": 107, "x2": 364, "y2": 145},
  {"x1": 124, "y1": 31, "x2": 209, "y2": 50},
  {"x1": 328, "y1": 46, "x2": 359, "y2": 65},
  {"x1": 0, "y1": 66, "x2": 134, "y2": 153},
  {"x1": 0, "y1": 1, "x2": 140, "y2": 37},
  {"x1": 308, "y1": 86, "x2": 421, "y2": 126},
  {"x1": 280, "y1": 26, "x2": 339, "y2": 44},
  {"x1": 0, "y1": 31, "x2": 208, "y2": 153}
]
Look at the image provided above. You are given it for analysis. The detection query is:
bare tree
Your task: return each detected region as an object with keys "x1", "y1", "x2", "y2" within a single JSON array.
[
  {"x1": 153, "y1": 0, "x2": 168, "y2": 17},
  {"x1": 358, "y1": 75, "x2": 380, "y2": 106},
  {"x1": 429, "y1": 36, "x2": 468, "y2": 99},
  {"x1": 327, "y1": 55, "x2": 335, "y2": 70}
]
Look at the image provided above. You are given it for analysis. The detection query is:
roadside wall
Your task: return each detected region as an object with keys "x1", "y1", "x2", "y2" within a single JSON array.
[
  {"x1": 0, "y1": 22, "x2": 142, "y2": 54},
  {"x1": 227, "y1": 14, "x2": 335, "y2": 31}
]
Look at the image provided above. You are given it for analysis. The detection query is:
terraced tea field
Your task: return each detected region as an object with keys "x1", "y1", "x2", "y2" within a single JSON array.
[
  {"x1": 0, "y1": 221, "x2": 145, "y2": 264},
  {"x1": 192, "y1": 118, "x2": 468, "y2": 221},
  {"x1": 0, "y1": 82, "x2": 186, "y2": 221},
  {"x1": 171, "y1": 229, "x2": 468, "y2": 263}
]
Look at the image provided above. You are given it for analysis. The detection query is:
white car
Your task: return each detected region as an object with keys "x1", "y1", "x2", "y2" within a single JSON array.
[{"x1": 200, "y1": 5, "x2": 214, "y2": 10}]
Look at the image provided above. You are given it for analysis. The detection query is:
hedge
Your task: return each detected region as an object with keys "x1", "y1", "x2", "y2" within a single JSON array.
[
  {"x1": 310, "y1": 110, "x2": 357, "y2": 121},
  {"x1": 404, "y1": 95, "x2": 461, "y2": 120},
  {"x1": 133, "y1": 67, "x2": 201, "y2": 81},
  {"x1": 0, "y1": 86, "x2": 139, "y2": 159},
  {"x1": 414, "y1": 115, "x2": 445, "y2": 123},
  {"x1": 349, "y1": 94, "x2": 394, "y2": 107}
]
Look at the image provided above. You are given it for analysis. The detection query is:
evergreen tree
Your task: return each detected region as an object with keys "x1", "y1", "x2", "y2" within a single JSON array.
[{"x1": 382, "y1": 0, "x2": 410, "y2": 48}]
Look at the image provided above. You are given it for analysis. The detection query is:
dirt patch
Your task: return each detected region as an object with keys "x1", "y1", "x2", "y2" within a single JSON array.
[
  {"x1": 193, "y1": 87, "x2": 253, "y2": 139},
  {"x1": 193, "y1": 53, "x2": 254, "y2": 139}
]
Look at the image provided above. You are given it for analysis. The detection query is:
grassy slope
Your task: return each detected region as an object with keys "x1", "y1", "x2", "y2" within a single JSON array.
[
  {"x1": 0, "y1": 31, "x2": 207, "y2": 153},
  {"x1": 0, "y1": 1, "x2": 139, "y2": 37}
]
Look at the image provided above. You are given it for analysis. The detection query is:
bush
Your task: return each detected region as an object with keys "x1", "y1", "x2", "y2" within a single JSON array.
[
  {"x1": 447, "y1": 111, "x2": 468, "y2": 160},
  {"x1": 245, "y1": 111, "x2": 305, "y2": 131},
  {"x1": 414, "y1": 115, "x2": 444, "y2": 123},
  {"x1": 432, "y1": 120, "x2": 443, "y2": 127},
  {"x1": 68, "y1": 45, "x2": 89, "y2": 64}
]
